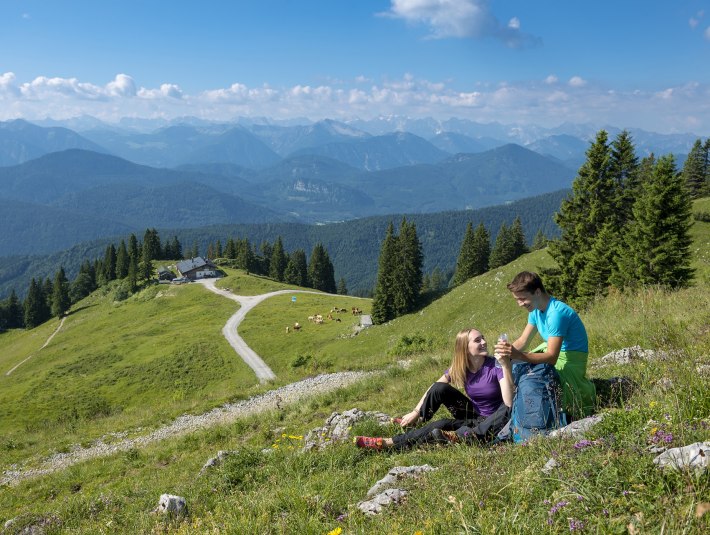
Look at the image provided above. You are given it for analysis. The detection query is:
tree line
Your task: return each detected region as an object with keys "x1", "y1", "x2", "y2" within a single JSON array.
[
  {"x1": 0, "y1": 229, "x2": 342, "y2": 331},
  {"x1": 543, "y1": 130, "x2": 704, "y2": 307},
  {"x1": 371, "y1": 215, "x2": 538, "y2": 324}
]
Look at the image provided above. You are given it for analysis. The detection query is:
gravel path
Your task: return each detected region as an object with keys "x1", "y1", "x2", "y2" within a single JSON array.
[
  {"x1": 1, "y1": 280, "x2": 374, "y2": 486},
  {"x1": 195, "y1": 278, "x2": 327, "y2": 382},
  {"x1": 0, "y1": 370, "x2": 377, "y2": 487}
]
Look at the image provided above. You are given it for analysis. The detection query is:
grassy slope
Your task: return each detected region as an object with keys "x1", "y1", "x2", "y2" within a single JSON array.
[{"x1": 0, "y1": 205, "x2": 708, "y2": 533}]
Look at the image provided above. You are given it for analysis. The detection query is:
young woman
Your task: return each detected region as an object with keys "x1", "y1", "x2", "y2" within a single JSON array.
[{"x1": 354, "y1": 328, "x2": 514, "y2": 450}]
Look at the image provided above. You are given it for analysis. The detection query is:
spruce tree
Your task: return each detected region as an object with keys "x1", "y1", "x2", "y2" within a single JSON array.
[
  {"x1": 451, "y1": 222, "x2": 477, "y2": 286},
  {"x1": 284, "y1": 249, "x2": 308, "y2": 287},
  {"x1": 609, "y1": 130, "x2": 640, "y2": 226},
  {"x1": 548, "y1": 130, "x2": 614, "y2": 302},
  {"x1": 116, "y1": 240, "x2": 129, "y2": 279},
  {"x1": 216, "y1": 239, "x2": 223, "y2": 258},
  {"x1": 269, "y1": 237, "x2": 288, "y2": 281},
  {"x1": 531, "y1": 230, "x2": 548, "y2": 250},
  {"x1": 5, "y1": 290, "x2": 24, "y2": 328},
  {"x1": 371, "y1": 222, "x2": 398, "y2": 324},
  {"x1": 509, "y1": 216, "x2": 529, "y2": 259},
  {"x1": 42, "y1": 278, "x2": 53, "y2": 313},
  {"x1": 430, "y1": 267, "x2": 445, "y2": 292},
  {"x1": 307, "y1": 243, "x2": 336, "y2": 293},
  {"x1": 127, "y1": 251, "x2": 139, "y2": 293},
  {"x1": 576, "y1": 223, "x2": 618, "y2": 306},
  {"x1": 337, "y1": 277, "x2": 348, "y2": 295},
  {"x1": 103, "y1": 244, "x2": 117, "y2": 282},
  {"x1": 682, "y1": 138, "x2": 707, "y2": 198},
  {"x1": 225, "y1": 238, "x2": 237, "y2": 259},
  {"x1": 51, "y1": 267, "x2": 71, "y2": 318},
  {"x1": 143, "y1": 229, "x2": 162, "y2": 261},
  {"x1": 24, "y1": 278, "x2": 50, "y2": 328},
  {"x1": 235, "y1": 239, "x2": 256, "y2": 272},
  {"x1": 393, "y1": 218, "x2": 423, "y2": 316},
  {"x1": 615, "y1": 154, "x2": 694, "y2": 288},
  {"x1": 489, "y1": 223, "x2": 513, "y2": 269}
]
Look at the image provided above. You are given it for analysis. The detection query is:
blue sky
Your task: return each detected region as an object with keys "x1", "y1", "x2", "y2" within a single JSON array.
[{"x1": 1, "y1": 0, "x2": 709, "y2": 134}]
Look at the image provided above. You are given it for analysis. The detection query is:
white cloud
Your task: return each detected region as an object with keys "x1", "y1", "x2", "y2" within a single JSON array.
[
  {"x1": 689, "y1": 10, "x2": 704, "y2": 29},
  {"x1": 106, "y1": 74, "x2": 137, "y2": 97},
  {"x1": 382, "y1": 0, "x2": 539, "y2": 48},
  {"x1": 1, "y1": 72, "x2": 710, "y2": 135}
]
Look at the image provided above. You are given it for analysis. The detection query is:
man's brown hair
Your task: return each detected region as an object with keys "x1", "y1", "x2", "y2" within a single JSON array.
[{"x1": 507, "y1": 271, "x2": 547, "y2": 294}]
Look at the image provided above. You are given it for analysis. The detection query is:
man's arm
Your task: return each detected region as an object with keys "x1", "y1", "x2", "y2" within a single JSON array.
[{"x1": 515, "y1": 336, "x2": 562, "y2": 366}]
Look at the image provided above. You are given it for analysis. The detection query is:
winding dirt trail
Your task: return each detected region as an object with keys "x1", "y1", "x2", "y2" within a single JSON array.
[
  {"x1": 5, "y1": 315, "x2": 67, "y2": 376},
  {"x1": 195, "y1": 278, "x2": 327, "y2": 382}
]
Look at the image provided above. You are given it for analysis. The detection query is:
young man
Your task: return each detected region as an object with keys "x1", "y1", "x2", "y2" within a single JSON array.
[{"x1": 495, "y1": 271, "x2": 596, "y2": 420}]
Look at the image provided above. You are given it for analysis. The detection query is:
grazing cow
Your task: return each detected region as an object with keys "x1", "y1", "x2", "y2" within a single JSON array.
[
  {"x1": 335, "y1": 318, "x2": 341, "y2": 322},
  {"x1": 327, "y1": 314, "x2": 334, "y2": 321},
  {"x1": 308, "y1": 315, "x2": 315, "y2": 322},
  {"x1": 293, "y1": 322, "x2": 301, "y2": 331},
  {"x1": 315, "y1": 314, "x2": 323, "y2": 322},
  {"x1": 286, "y1": 326, "x2": 290, "y2": 333}
]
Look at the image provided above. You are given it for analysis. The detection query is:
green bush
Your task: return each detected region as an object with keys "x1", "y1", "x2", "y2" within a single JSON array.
[{"x1": 388, "y1": 333, "x2": 434, "y2": 356}]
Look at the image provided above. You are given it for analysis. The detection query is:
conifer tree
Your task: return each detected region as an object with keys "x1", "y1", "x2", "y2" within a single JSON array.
[
  {"x1": 103, "y1": 244, "x2": 117, "y2": 282},
  {"x1": 127, "y1": 251, "x2": 139, "y2": 293},
  {"x1": 170, "y1": 236, "x2": 183, "y2": 260},
  {"x1": 337, "y1": 277, "x2": 348, "y2": 295},
  {"x1": 509, "y1": 216, "x2": 529, "y2": 259},
  {"x1": 269, "y1": 237, "x2": 288, "y2": 281},
  {"x1": 139, "y1": 245, "x2": 153, "y2": 281},
  {"x1": 235, "y1": 238, "x2": 256, "y2": 272},
  {"x1": 614, "y1": 154, "x2": 694, "y2": 288},
  {"x1": 576, "y1": 223, "x2": 618, "y2": 306},
  {"x1": 51, "y1": 267, "x2": 71, "y2": 318},
  {"x1": 216, "y1": 239, "x2": 223, "y2": 258},
  {"x1": 24, "y1": 278, "x2": 50, "y2": 328},
  {"x1": 116, "y1": 240, "x2": 129, "y2": 279},
  {"x1": 4, "y1": 290, "x2": 24, "y2": 329},
  {"x1": 259, "y1": 241, "x2": 273, "y2": 275},
  {"x1": 682, "y1": 138, "x2": 708, "y2": 198},
  {"x1": 609, "y1": 130, "x2": 640, "y2": 226},
  {"x1": 225, "y1": 238, "x2": 237, "y2": 259},
  {"x1": 393, "y1": 218, "x2": 423, "y2": 316},
  {"x1": 531, "y1": 230, "x2": 548, "y2": 250},
  {"x1": 70, "y1": 261, "x2": 96, "y2": 303},
  {"x1": 128, "y1": 233, "x2": 139, "y2": 263},
  {"x1": 451, "y1": 222, "x2": 477, "y2": 286},
  {"x1": 284, "y1": 249, "x2": 308, "y2": 287},
  {"x1": 206, "y1": 243, "x2": 215, "y2": 259},
  {"x1": 143, "y1": 229, "x2": 162, "y2": 261},
  {"x1": 42, "y1": 278, "x2": 53, "y2": 313},
  {"x1": 307, "y1": 243, "x2": 336, "y2": 293},
  {"x1": 430, "y1": 267, "x2": 445, "y2": 292},
  {"x1": 489, "y1": 223, "x2": 512, "y2": 269},
  {"x1": 548, "y1": 130, "x2": 614, "y2": 302},
  {"x1": 371, "y1": 222, "x2": 398, "y2": 324}
]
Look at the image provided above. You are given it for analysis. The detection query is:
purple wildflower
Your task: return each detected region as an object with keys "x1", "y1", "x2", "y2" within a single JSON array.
[
  {"x1": 577, "y1": 495, "x2": 584, "y2": 501},
  {"x1": 574, "y1": 440, "x2": 594, "y2": 449},
  {"x1": 602, "y1": 509, "x2": 609, "y2": 517},
  {"x1": 543, "y1": 499, "x2": 551, "y2": 505},
  {"x1": 547, "y1": 518, "x2": 554, "y2": 526},
  {"x1": 569, "y1": 519, "x2": 585, "y2": 531},
  {"x1": 336, "y1": 513, "x2": 347, "y2": 522},
  {"x1": 549, "y1": 500, "x2": 570, "y2": 515},
  {"x1": 622, "y1": 490, "x2": 630, "y2": 496}
]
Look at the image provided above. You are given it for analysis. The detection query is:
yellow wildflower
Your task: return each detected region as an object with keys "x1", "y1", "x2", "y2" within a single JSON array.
[{"x1": 327, "y1": 528, "x2": 342, "y2": 535}]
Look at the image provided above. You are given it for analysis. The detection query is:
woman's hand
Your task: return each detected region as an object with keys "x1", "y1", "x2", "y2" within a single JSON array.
[
  {"x1": 494, "y1": 339, "x2": 513, "y2": 361},
  {"x1": 399, "y1": 410, "x2": 420, "y2": 427}
]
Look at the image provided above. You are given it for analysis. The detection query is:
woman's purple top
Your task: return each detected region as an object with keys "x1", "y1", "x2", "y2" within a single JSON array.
[{"x1": 445, "y1": 356, "x2": 504, "y2": 416}]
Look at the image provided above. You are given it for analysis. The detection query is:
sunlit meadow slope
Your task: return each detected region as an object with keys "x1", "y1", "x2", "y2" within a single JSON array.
[{"x1": 0, "y1": 201, "x2": 708, "y2": 533}]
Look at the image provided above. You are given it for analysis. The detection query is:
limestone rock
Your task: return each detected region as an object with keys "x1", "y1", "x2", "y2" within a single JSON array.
[
  {"x1": 653, "y1": 442, "x2": 710, "y2": 473},
  {"x1": 596, "y1": 346, "x2": 669, "y2": 366},
  {"x1": 2, "y1": 513, "x2": 61, "y2": 535},
  {"x1": 357, "y1": 488, "x2": 408, "y2": 516},
  {"x1": 153, "y1": 494, "x2": 188, "y2": 516},
  {"x1": 199, "y1": 450, "x2": 238, "y2": 475},
  {"x1": 541, "y1": 457, "x2": 559, "y2": 474},
  {"x1": 548, "y1": 414, "x2": 605, "y2": 438},
  {"x1": 366, "y1": 464, "x2": 438, "y2": 497},
  {"x1": 302, "y1": 408, "x2": 390, "y2": 451}
]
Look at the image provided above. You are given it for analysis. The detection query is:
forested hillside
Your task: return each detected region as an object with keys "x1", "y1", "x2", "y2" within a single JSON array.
[{"x1": 0, "y1": 190, "x2": 568, "y2": 299}]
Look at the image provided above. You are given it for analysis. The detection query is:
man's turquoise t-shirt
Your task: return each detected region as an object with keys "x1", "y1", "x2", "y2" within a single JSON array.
[{"x1": 527, "y1": 297, "x2": 588, "y2": 352}]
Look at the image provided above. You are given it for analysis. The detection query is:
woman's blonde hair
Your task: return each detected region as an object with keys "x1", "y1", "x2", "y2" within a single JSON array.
[{"x1": 449, "y1": 328, "x2": 475, "y2": 390}]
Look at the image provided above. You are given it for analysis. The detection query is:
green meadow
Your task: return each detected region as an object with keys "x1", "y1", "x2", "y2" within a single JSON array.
[{"x1": 0, "y1": 202, "x2": 708, "y2": 533}]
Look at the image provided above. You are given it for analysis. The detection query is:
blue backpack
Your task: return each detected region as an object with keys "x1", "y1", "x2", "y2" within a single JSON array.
[{"x1": 509, "y1": 362, "x2": 567, "y2": 443}]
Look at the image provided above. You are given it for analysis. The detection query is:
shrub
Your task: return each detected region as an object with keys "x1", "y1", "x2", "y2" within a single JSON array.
[{"x1": 388, "y1": 334, "x2": 434, "y2": 356}]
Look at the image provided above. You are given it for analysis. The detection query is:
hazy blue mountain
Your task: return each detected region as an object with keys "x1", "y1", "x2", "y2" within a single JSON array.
[
  {"x1": 526, "y1": 134, "x2": 589, "y2": 170},
  {"x1": 354, "y1": 144, "x2": 574, "y2": 214},
  {"x1": 248, "y1": 119, "x2": 370, "y2": 156},
  {"x1": 255, "y1": 155, "x2": 361, "y2": 184},
  {"x1": 0, "y1": 119, "x2": 109, "y2": 166},
  {"x1": 289, "y1": 132, "x2": 450, "y2": 170},
  {"x1": 53, "y1": 181, "x2": 286, "y2": 229},
  {"x1": 181, "y1": 126, "x2": 281, "y2": 168},
  {"x1": 0, "y1": 198, "x2": 135, "y2": 255},
  {"x1": 428, "y1": 131, "x2": 502, "y2": 154},
  {"x1": 174, "y1": 162, "x2": 260, "y2": 183}
]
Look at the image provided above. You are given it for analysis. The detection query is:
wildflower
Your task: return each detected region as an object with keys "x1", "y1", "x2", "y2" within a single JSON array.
[
  {"x1": 327, "y1": 528, "x2": 342, "y2": 535},
  {"x1": 548, "y1": 500, "x2": 570, "y2": 515},
  {"x1": 577, "y1": 495, "x2": 584, "y2": 501},
  {"x1": 622, "y1": 490, "x2": 630, "y2": 496},
  {"x1": 574, "y1": 440, "x2": 594, "y2": 449},
  {"x1": 336, "y1": 513, "x2": 347, "y2": 522},
  {"x1": 602, "y1": 509, "x2": 609, "y2": 517},
  {"x1": 543, "y1": 499, "x2": 551, "y2": 505},
  {"x1": 569, "y1": 519, "x2": 585, "y2": 531},
  {"x1": 649, "y1": 401, "x2": 658, "y2": 408}
]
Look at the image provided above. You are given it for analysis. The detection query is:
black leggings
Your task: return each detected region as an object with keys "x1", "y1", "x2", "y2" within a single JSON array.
[{"x1": 391, "y1": 382, "x2": 509, "y2": 449}]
